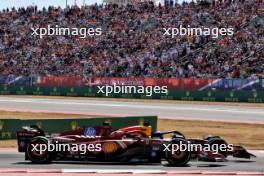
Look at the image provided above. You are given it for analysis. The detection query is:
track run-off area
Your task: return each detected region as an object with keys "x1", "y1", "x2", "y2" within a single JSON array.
[{"x1": 0, "y1": 96, "x2": 264, "y2": 124}]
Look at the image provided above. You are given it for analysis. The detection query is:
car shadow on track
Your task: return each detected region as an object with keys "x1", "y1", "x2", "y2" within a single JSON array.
[
  {"x1": 229, "y1": 160, "x2": 256, "y2": 163},
  {"x1": 12, "y1": 162, "x2": 225, "y2": 168},
  {"x1": 163, "y1": 163, "x2": 225, "y2": 168},
  {"x1": 12, "y1": 161, "x2": 162, "y2": 166}
]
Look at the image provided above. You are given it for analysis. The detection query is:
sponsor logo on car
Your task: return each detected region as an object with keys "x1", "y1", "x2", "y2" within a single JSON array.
[
  {"x1": 84, "y1": 127, "x2": 96, "y2": 137},
  {"x1": 102, "y1": 142, "x2": 118, "y2": 154}
]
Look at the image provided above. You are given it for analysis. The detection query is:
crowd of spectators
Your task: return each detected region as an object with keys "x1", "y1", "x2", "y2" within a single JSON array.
[{"x1": 0, "y1": 0, "x2": 263, "y2": 79}]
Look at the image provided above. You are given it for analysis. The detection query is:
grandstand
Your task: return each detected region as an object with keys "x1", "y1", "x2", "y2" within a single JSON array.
[{"x1": 0, "y1": 1, "x2": 263, "y2": 79}]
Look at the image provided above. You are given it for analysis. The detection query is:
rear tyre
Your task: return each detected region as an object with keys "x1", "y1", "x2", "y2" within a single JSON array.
[
  {"x1": 165, "y1": 138, "x2": 191, "y2": 166},
  {"x1": 26, "y1": 136, "x2": 53, "y2": 164}
]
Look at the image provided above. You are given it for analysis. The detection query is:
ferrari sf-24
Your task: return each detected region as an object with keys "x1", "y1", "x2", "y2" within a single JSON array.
[{"x1": 17, "y1": 122, "x2": 255, "y2": 166}]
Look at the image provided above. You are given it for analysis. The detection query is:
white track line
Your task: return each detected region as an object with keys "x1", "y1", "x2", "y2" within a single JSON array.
[
  {"x1": 62, "y1": 169, "x2": 166, "y2": 174},
  {"x1": 0, "y1": 169, "x2": 263, "y2": 175},
  {"x1": 60, "y1": 169, "x2": 264, "y2": 175}
]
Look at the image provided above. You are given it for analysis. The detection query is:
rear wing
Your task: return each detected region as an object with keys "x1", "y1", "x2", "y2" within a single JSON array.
[{"x1": 17, "y1": 126, "x2": 44, "y2": 152}]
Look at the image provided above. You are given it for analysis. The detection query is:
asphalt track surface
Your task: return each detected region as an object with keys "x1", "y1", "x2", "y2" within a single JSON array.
[
  {"x1": 0, "y1": 96, "x2": 264, "y2": 123},
  {"x1": 0, "y1": 95, "x2": 263, "y2": 173},
  {"x1": 0, "y1": 149, "x2": 263, "y2": 172}
]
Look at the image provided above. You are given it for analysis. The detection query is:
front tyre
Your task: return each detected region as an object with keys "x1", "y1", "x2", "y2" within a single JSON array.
[
  {"x1": 165, "y1": 138, "x2": 191, "y2": 166},
  {"x1": 26, "y1": 136, "x2": 53, "y2": 164},
  {"x1": 206, "y1": 137, "x2": 228, "y2": 158}
]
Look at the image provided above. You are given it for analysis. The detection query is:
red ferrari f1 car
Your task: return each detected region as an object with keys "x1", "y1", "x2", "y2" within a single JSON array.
[{"x1": 17, "y1": 122, "x2": 255, "y2": 166}]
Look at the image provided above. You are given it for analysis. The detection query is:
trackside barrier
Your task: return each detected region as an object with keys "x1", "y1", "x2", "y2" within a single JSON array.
[
  {"x1": 0, "y1": 85, "x2": 263, "y2": 103},
  {"x1": 0, "y1": 116, "x2": 157, "y2": 140}
]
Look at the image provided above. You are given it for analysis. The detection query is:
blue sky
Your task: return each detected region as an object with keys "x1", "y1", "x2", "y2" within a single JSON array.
[{"x1": 0, "y1": 0, "x2": 103, "y2": 10}]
